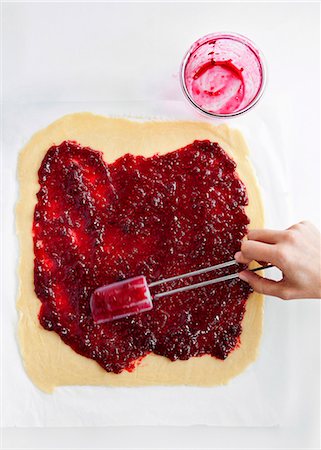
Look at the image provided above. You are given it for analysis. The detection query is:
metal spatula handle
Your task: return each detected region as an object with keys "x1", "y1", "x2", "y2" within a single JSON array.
[
  {"x1": 149, "y1": 259, "x2": 237, "y2": 288},
  {"x1": 153, "y1": 265, "x2": 273, "y2": 300}
]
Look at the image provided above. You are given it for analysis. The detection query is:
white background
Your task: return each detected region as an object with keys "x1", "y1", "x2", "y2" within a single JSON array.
[{"x1": 1, "y1": 1, "x2": 320, "y2": 449}]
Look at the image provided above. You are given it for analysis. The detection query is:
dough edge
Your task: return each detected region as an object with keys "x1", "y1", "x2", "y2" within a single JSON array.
[{"x1": 16, "y1": 112, "x2": 264, "y2": 393}]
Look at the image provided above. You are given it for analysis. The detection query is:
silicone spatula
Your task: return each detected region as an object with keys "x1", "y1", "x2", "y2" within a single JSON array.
[
  {"x1": 90, "y1": 276, "x2": 152, "y2": 324},
  {"x1": 90, "y1": 260, "x2": 273, "y2": 324}
]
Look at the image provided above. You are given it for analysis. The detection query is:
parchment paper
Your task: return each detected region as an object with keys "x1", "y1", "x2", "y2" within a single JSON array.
[{"x1": 2, "y1": 100, "x2": 293, "y2": 427}]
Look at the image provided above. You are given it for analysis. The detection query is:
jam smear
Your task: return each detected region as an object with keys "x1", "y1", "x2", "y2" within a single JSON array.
[
  {"x1": 34, "y1": 140, "x2": 251, "y2": 373},
  {"x1": 183, "y1": 35, "x2": 263, "y2": 115}
]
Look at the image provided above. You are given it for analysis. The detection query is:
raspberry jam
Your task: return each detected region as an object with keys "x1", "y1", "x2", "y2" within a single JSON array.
[{"x1": 34, "y1": 140, "x2": 251, "y2": 373}]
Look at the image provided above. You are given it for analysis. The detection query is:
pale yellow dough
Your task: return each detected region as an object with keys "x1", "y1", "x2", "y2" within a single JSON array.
[{"x1": 16, "y1": 113, "x2": 264, "y2": 393}]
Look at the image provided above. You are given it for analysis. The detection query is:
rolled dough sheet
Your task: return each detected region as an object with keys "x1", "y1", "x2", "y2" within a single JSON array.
[{"x1": 16, "y1": 113, "x2": 264, "y2": 393}]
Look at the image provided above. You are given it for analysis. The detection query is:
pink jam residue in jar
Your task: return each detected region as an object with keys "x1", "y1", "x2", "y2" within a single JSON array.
[{"x1": 181, "y1": 33, "x2": 266, "y2": 117}]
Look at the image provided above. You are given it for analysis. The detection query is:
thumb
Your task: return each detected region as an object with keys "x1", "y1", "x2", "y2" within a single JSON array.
[{"x1": 238, "y1": 270, "x2": 285, "y2": 299}]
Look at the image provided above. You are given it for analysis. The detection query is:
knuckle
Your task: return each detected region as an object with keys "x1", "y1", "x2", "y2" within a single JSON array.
[
  {"x1": 285, "y1": 230, "x2": 297, "y2": 244},
  {"x1": 253, "y1": 277, "x2": 265, "y2": 294},
  {"x1": 241, "y1": 240, "x2": 251, "y2": 256},
  {"x1": 275, "y1": 245, "x2": 289, "y2": 266},
  {"x1": 288, "y1": 223, "x2": 299, "y2": 232},
  {"x1": 257, "y1": 283, "x2": 265, "y2": 295},
  {"x1": 299, "y1": 220, "x2": 310, "y2": 227},
  {"x1": 280, "y1": 289, "x2": 291, "y2": 300},
  {"x1": 291, "y1": 220, "x2": 310, "y2": 231}
]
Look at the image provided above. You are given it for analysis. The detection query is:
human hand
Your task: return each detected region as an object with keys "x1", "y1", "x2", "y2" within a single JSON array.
[{"x1": 235, "y1": 221, "x2": 321, "y2": 300}]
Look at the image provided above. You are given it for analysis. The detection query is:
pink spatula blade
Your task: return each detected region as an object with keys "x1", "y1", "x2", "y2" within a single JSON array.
[{"x1": 90, "y1": 276, "x2": 152, "y2": 324}]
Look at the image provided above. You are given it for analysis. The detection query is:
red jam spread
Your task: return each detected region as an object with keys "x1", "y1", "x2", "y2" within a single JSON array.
[{"x1": 34, "y1": 140, "x2": 251, "y2": 373}]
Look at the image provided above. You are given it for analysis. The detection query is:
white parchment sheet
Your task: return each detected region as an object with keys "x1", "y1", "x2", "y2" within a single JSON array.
[{"x1": 2, "y1": 101, "x2": 296, "y2": 427}]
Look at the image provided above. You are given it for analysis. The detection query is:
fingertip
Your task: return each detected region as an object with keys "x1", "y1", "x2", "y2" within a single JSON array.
[
  {"x1": 234, "y1": 251, "x2": 242, "y2": 262},
  {"x1": 234, "y1": 252, "x2": 251, "y2": 265},
  {"x1": 246, "y1": 229, "x2": 257, "y2": 239},
  {"x1": 238, "y1": 270, "x2": 249, "y2": 282}
]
